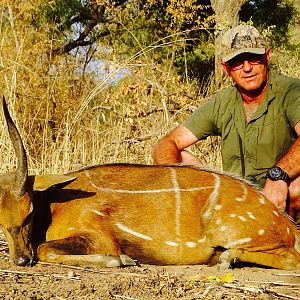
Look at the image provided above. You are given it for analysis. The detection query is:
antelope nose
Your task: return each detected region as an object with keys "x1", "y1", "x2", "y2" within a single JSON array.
[{"x1": 15, "y1": 256, "x2": 30, "y2": 266}]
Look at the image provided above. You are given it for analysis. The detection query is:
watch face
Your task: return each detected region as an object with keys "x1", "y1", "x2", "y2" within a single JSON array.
[{"x1": 268, "y1": 167, "x2": 282, "y2": 180}]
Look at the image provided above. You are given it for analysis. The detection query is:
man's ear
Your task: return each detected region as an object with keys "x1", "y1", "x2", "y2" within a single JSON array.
[
  {"x1": 265, "y1": 48, "x2": 271, "y2": 65},
  {"x1": 221, "y1": 62, "x2": 230, "y2": 76}
]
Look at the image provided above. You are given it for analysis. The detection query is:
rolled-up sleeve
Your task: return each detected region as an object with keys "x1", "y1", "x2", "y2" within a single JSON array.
[
  {"x1": 183, "y1": 97, "x2": 218, "y2": 140},
  {"x1": 285, "y1": 82, "x2": 300, "y2": 129}
]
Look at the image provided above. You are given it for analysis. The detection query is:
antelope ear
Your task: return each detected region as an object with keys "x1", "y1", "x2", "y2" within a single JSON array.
[{"x1": 33, "y1": 175, "x2": 77, "y2": 191}]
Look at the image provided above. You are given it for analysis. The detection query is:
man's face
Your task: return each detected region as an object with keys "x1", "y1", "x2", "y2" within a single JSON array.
[{"x1": 221, "y1": 49, "x2": 270, "y2": 93}]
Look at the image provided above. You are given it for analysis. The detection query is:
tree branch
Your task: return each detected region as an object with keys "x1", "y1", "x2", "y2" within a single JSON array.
[{"x1": 54, "y1": 0, "x2": 106, "y2": 55}]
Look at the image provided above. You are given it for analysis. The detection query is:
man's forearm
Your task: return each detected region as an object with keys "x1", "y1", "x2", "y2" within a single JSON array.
[
  {"x1": 276, "y1": 137, "x2": 300, "y2": 179},
  {"x1": 152, "y1": 140, "x2": 181, "y2": 164}
]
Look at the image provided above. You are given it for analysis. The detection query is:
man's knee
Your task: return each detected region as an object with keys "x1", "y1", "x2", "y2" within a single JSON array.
[
  {"x1": 289, "y1": 176, "x2": 300, "y2": 198},
  {"x1": 180, "y1": 150, "x2": 204, "y2": 167},
  {"x1": 288, "y1": 176, "x2": 300, "y2": 222}
]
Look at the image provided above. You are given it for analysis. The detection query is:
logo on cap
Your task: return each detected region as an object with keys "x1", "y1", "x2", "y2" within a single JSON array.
[{"x1": 221, "y1": 25, "x2": 266, "y2": 62}]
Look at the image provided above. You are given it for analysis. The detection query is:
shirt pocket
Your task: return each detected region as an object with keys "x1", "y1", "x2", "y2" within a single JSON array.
[{"x1": 255, "y1": 114, "x2": 293, "y2": 169}]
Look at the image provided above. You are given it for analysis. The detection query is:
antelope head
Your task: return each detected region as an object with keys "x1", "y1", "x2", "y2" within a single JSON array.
[{"x1": 0, "y1": 96, "x2": 34, "y2": 266}]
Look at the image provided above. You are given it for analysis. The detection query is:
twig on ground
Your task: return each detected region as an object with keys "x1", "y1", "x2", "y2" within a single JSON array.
[
  {"x1": 112, "y1": 295, "x2": 139, "y2": 300},
  {"x1": 223, "y1": 283, "x2": 300, "y2": 300},
  {"x1": 276, "y1": 273, "x2": 300, "y2": 277},
  {"x1": 246, "y1": 280, "x2": 300, "y2": 287},
  {"x1": 38, "y1": 261, "x2": 146, "y2": 277},
  {"x1": 0, "y1": 268, "x2": 80, "y2": 281},
  {"x1": 264, "y1": 289, "x2": 300, "y2": 300}
]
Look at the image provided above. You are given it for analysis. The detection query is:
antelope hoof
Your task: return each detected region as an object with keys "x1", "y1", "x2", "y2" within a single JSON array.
[
  {"x1": 120, "y1": 254, "x2": 137, "y2": 266},
  {"x1": 217, "y1": 250, "x2": 232, "y2": 272}
]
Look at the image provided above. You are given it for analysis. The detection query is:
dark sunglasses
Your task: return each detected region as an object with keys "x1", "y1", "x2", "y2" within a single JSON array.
[{"x1": 227, "y1": 53, "x2": 265, "y2": 71}]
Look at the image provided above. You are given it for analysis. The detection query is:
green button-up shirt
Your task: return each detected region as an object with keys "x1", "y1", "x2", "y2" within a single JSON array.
[{"x1": 184, "y1": 71, "x2": 300, "y2": 186}]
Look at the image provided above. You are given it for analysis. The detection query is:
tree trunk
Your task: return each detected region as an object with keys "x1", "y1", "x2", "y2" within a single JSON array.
[{"x1": 211, "y1": 0, "x2": 249, "y2": 87}]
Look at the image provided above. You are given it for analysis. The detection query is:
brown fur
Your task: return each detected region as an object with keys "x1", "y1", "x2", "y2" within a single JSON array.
[{"x1": 0, "y1": 96, "x2": 300, "y2": 270}]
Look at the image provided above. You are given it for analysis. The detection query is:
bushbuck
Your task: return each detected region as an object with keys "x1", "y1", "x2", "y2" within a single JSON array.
[{"x1": 0, "y1": 96, "x2": 299, "y2": 271}]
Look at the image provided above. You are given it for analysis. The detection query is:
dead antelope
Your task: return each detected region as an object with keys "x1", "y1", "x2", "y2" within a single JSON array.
[{"x1": 0, "y1": 97, "x2": 300, "y2": 271}]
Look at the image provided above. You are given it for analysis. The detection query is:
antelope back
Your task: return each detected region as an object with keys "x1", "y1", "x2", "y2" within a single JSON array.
[{"x1": 45, "y1": 164, "x2": 300, "y2": 268}]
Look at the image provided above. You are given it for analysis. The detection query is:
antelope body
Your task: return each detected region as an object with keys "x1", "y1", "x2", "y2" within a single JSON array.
[{"x1": 0, "y1": 97, "x2": 300, "y2": 270}]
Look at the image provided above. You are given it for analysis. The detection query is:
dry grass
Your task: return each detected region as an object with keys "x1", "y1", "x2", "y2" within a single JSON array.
[{"x1": 0, "y1": 3, "x2": 299, "y2": 177}]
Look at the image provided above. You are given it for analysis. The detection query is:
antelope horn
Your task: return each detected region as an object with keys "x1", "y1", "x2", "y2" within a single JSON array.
[{"x1": 2, "y1": 96, "x2": 28, "y2": 197}]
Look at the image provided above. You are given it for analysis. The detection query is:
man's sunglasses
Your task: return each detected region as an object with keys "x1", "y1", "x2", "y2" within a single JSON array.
[{"x1": 227, "y1": 53, "x2": 265, "y2": 71}]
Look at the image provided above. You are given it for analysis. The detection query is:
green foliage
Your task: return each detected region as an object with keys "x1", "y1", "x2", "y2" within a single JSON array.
[
  {"x1": 29, "y1": 0, "x2": 299, "y2": 84},
  {"x1": 33, "y1": 0, "x2": 92, "y2": 32},
  {"x1": 240, "y1": 0, "x2": 297, "y2": 46}
]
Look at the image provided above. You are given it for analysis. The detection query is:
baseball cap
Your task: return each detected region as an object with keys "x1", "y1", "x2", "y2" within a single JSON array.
[{"x1": 221, "y1": 25, "x2": 267, "y2": 62}]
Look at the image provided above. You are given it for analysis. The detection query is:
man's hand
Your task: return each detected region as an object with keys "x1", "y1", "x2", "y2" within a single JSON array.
[{"x1": 262, "y1": 178, "x2": 288, "y2": 211}]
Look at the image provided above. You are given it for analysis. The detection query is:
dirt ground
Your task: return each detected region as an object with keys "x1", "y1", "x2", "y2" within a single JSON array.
[{"x1": 0, "y1": 233, "x2": 299, "y2": 300}]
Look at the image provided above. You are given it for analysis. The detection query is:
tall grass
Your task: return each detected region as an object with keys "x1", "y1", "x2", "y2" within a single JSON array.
[{"x1": 0, "y1": 4, "x2": 299, "y2": 176}]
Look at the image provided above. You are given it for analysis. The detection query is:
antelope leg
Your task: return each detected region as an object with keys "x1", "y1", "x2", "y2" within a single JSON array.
[
  {"x1": 218, "y1": 248, "x2": 300, "y2": 271},
  {"x1": 40, "y1": 253, "x2": 136, "y2": 267},
  {"x1": 37, "y1": 234, "x2": 136, "y2": 267}
]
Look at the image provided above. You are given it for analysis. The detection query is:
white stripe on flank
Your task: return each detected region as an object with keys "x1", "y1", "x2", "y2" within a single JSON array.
[
  {"x1": 170, "y1": 168, "x2": 181, "y2": 239},
  {"x1": 165, "y1": 241, "x2": 178, "y2": 247},
  {"x1": 91, "y1": 209, "x2": 105, "y2": 217},
  {"x1": 236, "y1": 183, "x2": 248, "y2": 202},
  {"x1": 115, "y1": 223, "x2": 152, "y2": 241},
  {"x1": 85, "y1": 170, "x2": 213, "y2": 194},
  {"x1": 203, "y1": 173, "x2": 220, "y2": 220},
  {"x1": 210, "y1": 173, "x2": 220, "y2": 205},
  {"x1": 225, "y1": 237, "x2": 252, "y2": 248}
]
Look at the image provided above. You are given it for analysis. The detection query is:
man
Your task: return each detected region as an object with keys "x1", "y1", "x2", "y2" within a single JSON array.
[{"x1": 152, "y1": 25, "x2": 300, "y2": 221}]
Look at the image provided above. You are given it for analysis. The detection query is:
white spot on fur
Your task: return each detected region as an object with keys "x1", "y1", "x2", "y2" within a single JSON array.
[
  {"x1": 258, "y1": 229, "x2": 265, "y2": 235},
  {"x1": 238, "y1": 216, "x2": 247, "y2": 222},
  {"x1": 220, "y1": 226, "x2": 226, "y2": 232},
  {"x1": 229, "y1": 214, "x2": 236, "y2": 218},
  {"x1": 225, "y1": 237, "x2": 252, "y2": 248},
  {"x1": 215, "y1": 218, "x2": 222, "y2": 225},
  {"x1": 215, "y1": 204, "x2": 222, "y2": 210},
  {"x1": 273, "y1": 210, "x2": 279, "y2": 217},
  {"x1": 246, "y1": 212, "x2": 256, "y2": 220},
  {"x1": 165, "y1": 241, "x2": 178, "y2": 247},
  {"x1": 185, "y1": 242, "x2": 197, "y2": 248},
  {"x1": 236, "y1": 197, "x2": 244, "y2": 202},
  {"x1": 68, "y1": 227, "x2": 76, "y2": 231},
  {"x1": 115, "y1": 223, "x2": 152, "y2": 241},
  {"x1": 259, "y1": 197, "x2": 265, "y2": 205},
  {"x1": 287, "y1": 227, "x2": 290, "y2": 234}
]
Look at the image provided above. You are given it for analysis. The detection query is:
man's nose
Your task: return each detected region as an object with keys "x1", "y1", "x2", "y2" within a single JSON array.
[{"x1": 242, "y1": 60, "x2": 253, "y2": 71}]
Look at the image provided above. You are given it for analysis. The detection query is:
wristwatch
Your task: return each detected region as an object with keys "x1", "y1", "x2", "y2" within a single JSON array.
[{"x1": 266, "y1": 166, "x2": 290, "y2": 183}]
